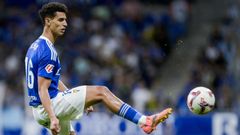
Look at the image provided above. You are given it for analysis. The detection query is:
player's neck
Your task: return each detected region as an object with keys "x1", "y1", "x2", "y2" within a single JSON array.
[{"x1": 42, "y1": 27, "x2": 57, "y2": 44}]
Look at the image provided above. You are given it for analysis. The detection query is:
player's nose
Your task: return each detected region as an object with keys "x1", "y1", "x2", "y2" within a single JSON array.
[{"x1": 63, "y1": 20, "x2": 67, "y2": 27}]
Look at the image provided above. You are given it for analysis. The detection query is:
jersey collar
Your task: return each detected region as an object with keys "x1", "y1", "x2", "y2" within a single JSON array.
[{"x1": 40, "y1": 35, "x2": 54, "y2": 46}]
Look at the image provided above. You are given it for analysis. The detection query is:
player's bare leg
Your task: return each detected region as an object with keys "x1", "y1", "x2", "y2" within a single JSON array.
[
  {"x1": 84, "y1": 86, "x2": 173, "y2": 134},
  {"x1": 84, "y1": 86, "x2": 123, "y2": 113}
]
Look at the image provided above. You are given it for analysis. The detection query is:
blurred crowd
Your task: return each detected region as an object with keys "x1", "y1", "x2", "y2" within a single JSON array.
[
  {"x1": 1, "y1": 0, "x2": 240, "y2": 134},
  {"x1": 177, "y1": 1, "x2": 240, "y2": 115},
  {"x1": 0, "y1": 0, "x2": 192, "y2": 113}
]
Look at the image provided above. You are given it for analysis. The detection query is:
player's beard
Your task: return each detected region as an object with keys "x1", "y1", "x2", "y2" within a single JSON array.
[
  {"x1": 60, "y1": 29, "x2": 66, "y2": 35},
  {"x1": 53, "y1": 29, "x2": 65, "y2": 37}
]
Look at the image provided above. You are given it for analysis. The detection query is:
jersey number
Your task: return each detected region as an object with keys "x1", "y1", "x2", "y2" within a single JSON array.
[{"x1": 25, "y1": 57, "x2": 34, "y2": 89}]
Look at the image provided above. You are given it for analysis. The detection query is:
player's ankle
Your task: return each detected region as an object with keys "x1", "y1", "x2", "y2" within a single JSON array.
[{"x1": 137, "y1": 115, "x2": 147, "y2": 126}]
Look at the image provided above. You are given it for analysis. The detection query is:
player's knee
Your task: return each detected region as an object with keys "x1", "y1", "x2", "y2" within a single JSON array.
[{"x1": 95, "y1": 86, "x2": 110, "y2": 98}]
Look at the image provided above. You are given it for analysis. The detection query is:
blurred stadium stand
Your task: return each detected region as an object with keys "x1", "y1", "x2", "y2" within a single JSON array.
[{"x1": 0, "y1": 0, "x2": 239, "y2": 135}]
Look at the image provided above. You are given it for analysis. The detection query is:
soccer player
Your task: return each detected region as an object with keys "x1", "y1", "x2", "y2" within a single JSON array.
[{"x1": 24, "y1": 2, "x2": 173, "y2": 135}]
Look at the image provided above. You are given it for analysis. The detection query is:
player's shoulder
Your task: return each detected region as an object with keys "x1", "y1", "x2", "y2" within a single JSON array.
[
  {"x1": 28, "y1": 37, "x2": 47, "y2": 52},
  {"x1": 37, "y1": 36, "x2": 52, "y2": 51},
  {"x1": 38, "y1": 36, "x2": 58, "y2": 61},
  {"x1": 27, "y1": 36, "x2": 57, "y2": 61}
]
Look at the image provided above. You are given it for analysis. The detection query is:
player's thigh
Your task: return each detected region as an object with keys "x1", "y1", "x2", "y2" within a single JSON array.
[
  {"x1": 56, "y1": 86, "x2": 87, "y2": 119},
  {"x1": 84, "y1": 85, "x2": 110, "y2": 108}
]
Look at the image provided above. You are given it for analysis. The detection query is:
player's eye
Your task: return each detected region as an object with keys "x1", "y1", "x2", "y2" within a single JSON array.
[{"x1": 58, "y1": 18, "x2": 65, "y2": 22}]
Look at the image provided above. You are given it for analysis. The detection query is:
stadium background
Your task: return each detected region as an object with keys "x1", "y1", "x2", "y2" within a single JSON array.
[{"x1": 0, "y1": 0, "x2": 239, "y2": 135}]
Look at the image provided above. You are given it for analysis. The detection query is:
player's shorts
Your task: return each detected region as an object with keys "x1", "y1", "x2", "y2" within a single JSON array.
[{"x1": 32, "y1": 85, "x2": 87, "y2": 134}]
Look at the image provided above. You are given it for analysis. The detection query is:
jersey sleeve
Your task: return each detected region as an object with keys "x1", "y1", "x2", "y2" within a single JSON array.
[{"x1": 38, "y1": 48, "x2": 56, "y2": 79}]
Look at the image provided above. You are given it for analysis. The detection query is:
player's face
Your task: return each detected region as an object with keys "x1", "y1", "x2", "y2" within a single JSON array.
[{"x1": 49, "y1": 12, "x2": 67, "y2": 36}]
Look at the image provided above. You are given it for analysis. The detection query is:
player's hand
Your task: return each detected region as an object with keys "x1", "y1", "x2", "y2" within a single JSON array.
[
  {"x1": 85, "y1": 106, "x2": 94, "y2": 115},
  {"x1": 50, "y1": 116, "x2": 60, "y2": 135}
]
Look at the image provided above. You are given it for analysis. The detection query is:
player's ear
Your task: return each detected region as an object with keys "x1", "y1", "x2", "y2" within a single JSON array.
[{"x1": 45, "y1": 17, "x2": 51, "y2": 26}]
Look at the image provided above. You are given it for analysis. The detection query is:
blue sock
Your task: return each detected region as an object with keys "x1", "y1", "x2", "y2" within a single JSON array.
[{"x1": 117, "y1": 103, "x2": 143, "y2": 124}]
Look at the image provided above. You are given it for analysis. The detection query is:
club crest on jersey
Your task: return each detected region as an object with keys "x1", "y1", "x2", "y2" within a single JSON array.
[{"x1": 45, "y1": 64, "x2": 54, "y2": 73}]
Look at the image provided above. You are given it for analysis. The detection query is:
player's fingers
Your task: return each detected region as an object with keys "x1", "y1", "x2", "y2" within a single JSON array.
[
  {"x1": 87, "y1": 107, "x2": 93, "y2": 112},
  {"x1": 86, "y1": 109, "x2": 93, "y2": 115},
  {"x1": 89, "y1": 106, "x2": 93, "y2": 110},
  {"x1": 52, "y1": 128, "x2": 60, "y2": 135},
  {"x1": 56, "y1": 124, "x2": 61, "y2": 132},
  {"x1": 69, "y1": 131, "x2": 76, "y2": 135},
  {"x1": 86, "y1": 106, "x2": 94, "y2": 115},
  {"x1": 89, "y1": 106, "x2": 94, "y2": 111},
  {"x1": 51, "y1": 124, "x2": 60, "y2": 135},
  {"x1": 51, "y1": 129, "x2": 58, "y2": 135}
]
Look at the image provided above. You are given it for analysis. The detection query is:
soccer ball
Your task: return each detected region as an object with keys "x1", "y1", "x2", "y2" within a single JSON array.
[{"x1": 187, "y1": 87, "x2": 215, "y2": 115}]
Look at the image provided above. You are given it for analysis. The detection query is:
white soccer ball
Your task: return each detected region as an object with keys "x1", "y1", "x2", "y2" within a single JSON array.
[{"x1": 187, "y1": 87, "x2": 215, "y2": 115}]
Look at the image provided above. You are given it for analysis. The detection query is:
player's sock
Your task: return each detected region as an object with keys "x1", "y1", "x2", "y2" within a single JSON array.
[
  {"x1": 117, "y1": 103, "x2": 146, "y2": 125},
  {"x1": 138, "y1": 115, "x2": 147, "y2": 125}
]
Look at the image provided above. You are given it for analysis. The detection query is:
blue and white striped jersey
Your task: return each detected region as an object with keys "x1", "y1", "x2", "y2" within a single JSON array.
[{"x1": 25, "y1": 36, "x2": 61, "y2": 107}]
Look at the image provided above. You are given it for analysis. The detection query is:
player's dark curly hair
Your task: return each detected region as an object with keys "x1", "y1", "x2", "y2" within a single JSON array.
[{"x1": 39, "y1": 2, "x2": 68, "y2": 25}]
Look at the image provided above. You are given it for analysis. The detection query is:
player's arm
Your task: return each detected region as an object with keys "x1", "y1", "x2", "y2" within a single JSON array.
[
  {"x1": 58, "y1": 80, "x2": 68, "y2": 92},
  {"x1": 38, "y1": 76, "x2": 60, "y2": 134},
  {"x1": 38, "y1": 76, "x2": 55, "y2": 118}
]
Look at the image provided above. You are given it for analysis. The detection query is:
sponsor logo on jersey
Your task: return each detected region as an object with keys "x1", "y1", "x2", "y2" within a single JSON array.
[{"x1": 45, "y1": 64, "x2": 54, "y2": 73}]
